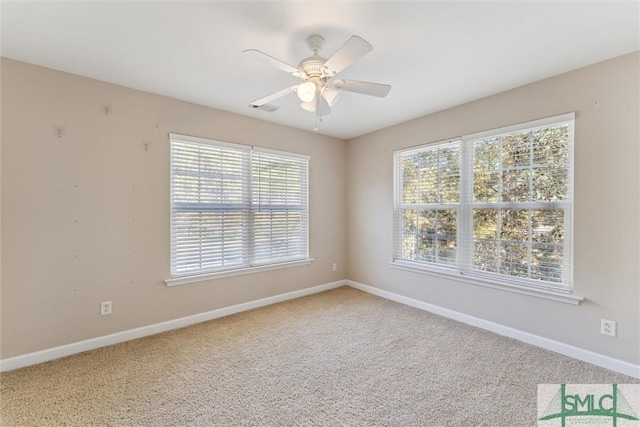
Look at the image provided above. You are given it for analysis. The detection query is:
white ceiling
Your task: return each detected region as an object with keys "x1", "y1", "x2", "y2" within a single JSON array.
[{"x1": 2, "y1": 1, "x2": 638, "y2": 140}]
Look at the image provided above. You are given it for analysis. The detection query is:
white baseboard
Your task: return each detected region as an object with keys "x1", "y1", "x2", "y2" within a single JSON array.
[
  {"x1": 346, "y1": 280, "x2": 640, "y2": 379},
  {"x1": 4, "y1": 278, "x2": 638, "y2": 379},
  {"x1": 0, "y1": 280, "x2": 347, "y2": 372}
]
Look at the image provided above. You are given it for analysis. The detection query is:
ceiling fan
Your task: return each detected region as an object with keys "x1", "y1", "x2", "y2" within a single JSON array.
[{"x1": 244, "y1": 34, "x2": 391, "y2": 131}]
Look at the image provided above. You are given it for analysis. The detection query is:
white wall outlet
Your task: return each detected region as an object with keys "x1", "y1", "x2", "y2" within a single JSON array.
[
  {"x1": 601, "y1": 319, "x2": 616, "y2": 337},
  {"x1": 101, "y1": 301, "x2": 112, "y2": 316},
  {"x1": 332, "y1": 263, "x2": 337, "y2": 272}
]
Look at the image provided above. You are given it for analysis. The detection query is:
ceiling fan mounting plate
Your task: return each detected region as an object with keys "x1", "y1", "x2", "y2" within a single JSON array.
[{"x1": 306, "y1": 34, "x2": 325, "y2": 52}]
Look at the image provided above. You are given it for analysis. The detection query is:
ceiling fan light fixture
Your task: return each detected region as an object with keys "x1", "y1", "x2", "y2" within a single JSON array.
[
  {"x1": 322, "y1": 87, "x2": 341, "y2": 107},
  {"x1": 297, "y1": 81, "x2": 316, "y2": 102},
  {"x1": 300, "y1": 101, "x2": 316, "y2": 112}
]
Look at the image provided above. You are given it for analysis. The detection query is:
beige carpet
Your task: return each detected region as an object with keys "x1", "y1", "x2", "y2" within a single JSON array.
[{"x1": 1, "y1": 286, "x2": 637, "y2": 426}]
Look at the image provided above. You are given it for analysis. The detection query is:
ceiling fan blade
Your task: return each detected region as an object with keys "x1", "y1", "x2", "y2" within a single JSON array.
[
  {"x1": 249, "y1": 85, "x2": 297, "y2": 107},
  {"x1": 243, "y1": 49, "x2": 305, "y2": 78},
  {"x1": 323, "y1": 36, "x2": 372, "y2": 76},
  {"x1": 333, "y1": 79, "x2": 391, "y2": 97}
]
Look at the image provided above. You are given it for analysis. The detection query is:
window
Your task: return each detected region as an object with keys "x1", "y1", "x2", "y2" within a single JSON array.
[
  {"x1": 393, "y1": 113, "x2": 574, "y2": 293},
  {"x1": 169, "y1": 134, "x2": 309, "y2": 280}
]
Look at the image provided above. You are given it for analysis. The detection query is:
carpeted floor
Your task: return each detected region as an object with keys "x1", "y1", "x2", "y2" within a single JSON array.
[{"x1": 1, "y1": 286, "x2": 637, "y2": 426}]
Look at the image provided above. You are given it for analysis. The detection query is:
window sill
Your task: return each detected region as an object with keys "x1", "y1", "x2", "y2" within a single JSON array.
[
  {"x1": 388, "y1": 261, "x2": 583, "y2": 305},
  {"x1": 166, "y1": 259, "x2": 314, "y2": 287}
]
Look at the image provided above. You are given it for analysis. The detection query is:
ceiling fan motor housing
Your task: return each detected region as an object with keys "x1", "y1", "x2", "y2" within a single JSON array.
[
  {"x1": 300, "y1": 34, "x2": 331, "y2": 79},
  {"x1": 299, "y1": 57, "x2": 328, "y2": 79}
]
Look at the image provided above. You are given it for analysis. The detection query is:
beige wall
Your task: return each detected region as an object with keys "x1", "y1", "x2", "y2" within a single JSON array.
[
  {"x1": 347, "y1": 52, "x2": 640, "y2": 364},
  {"x1": 2, "y1": 52, "x2": 639, "y2": 365},
  {"x1": 0, "y1": 58, "x2": 347, "y2": 359}
]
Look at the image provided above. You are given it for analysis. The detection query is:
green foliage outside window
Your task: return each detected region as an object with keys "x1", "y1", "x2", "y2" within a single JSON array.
[{"x1": 395, "y1": 119, "x2": 572, "y2": 288}]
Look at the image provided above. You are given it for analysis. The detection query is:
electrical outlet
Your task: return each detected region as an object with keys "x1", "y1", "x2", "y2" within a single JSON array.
[
  {"x1": 101, "y1": 301, "x2": 112, "y2": 316},
  {"x1": 332, "y1": 263, "x2": 337, "y2": 272},
  {"x1": 601, "y1": 319, "x2": 616, "y2": 337}
]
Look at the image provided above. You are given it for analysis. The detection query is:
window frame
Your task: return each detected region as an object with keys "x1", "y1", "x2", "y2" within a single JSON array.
[
  {"x1": 166, "y1": 133, "x2": 311, "y2": 286},
  {"x1": 392, "y1": 113, "x2": 581, "y2": 304}
]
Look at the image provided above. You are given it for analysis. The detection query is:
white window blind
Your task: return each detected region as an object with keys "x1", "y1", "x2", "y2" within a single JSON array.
[
  {"x1": 251, "y1": 148, "x2": 309, "y2": 266},
  {"x1": 393, "y1": 113, "x2": 574, "y2": 292},
  {"x1": 170, "y1": 134, "x2": 309, "y2": 278}
]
